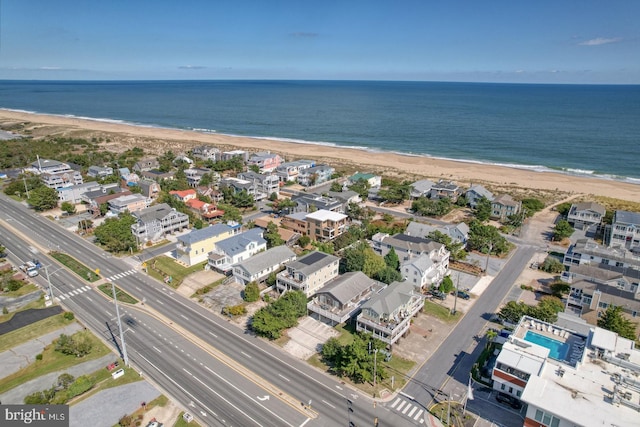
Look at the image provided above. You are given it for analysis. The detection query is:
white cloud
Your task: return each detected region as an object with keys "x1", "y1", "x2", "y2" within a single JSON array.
[
  {"x1": 178, "y1": 65, "x2": 207, "y2": 70},
  {"x1": 579, "y1": 37, "x2": 622, "y2": 46}
]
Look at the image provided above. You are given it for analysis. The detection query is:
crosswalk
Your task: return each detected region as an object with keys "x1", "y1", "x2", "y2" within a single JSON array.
[
  {"x1": 389, "y1": 397, "x2": 425, "y2": 424},
  {"x1": 56, "y1": 285, "x2": 92, "y2": 301},
  {"x1": 105, "y1": 269, "x2": 137, "y2": 282}
]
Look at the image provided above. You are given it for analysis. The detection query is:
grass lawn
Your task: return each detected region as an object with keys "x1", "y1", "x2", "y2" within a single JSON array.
[
  {"x1": 0, "y1": 298, "x2": 46, "y2": 323},
  {"x1": 0, "y1": 312, "x2": 74, "y2": 353},
  {"x1": 3, "y1": 283, "x2": 40, "y2": 298},
  {"x1": 174, "y1": 411, "x2": 202, "y2": 427},
  {"x1": 423, "y1": 300, "x2": 462, "y2": 323},
  {"x1": 146, "y1": 256, "x2": 207, "y2": 288},
  {"x1": 0, "y1": 330, "x2": 112, "y2": 394},
  {"x1": 71, "y1": 363, "x2": 142, "y2": 406},
  {"x1": 51, "y1": 252, "x2": 100, "y2": 282},
  {"x1": 97, "y1": 284, "x2": 139, "y2": 304}
]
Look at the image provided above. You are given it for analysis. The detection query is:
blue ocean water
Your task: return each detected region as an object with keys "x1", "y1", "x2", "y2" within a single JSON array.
[{"x1": 1, "y1": 80, "x2": 639, "y2": 181}]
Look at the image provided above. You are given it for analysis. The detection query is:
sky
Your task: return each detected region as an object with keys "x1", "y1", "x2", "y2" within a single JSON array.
[{"x1": 1, "y1": 1, "x2": 638, "y2": 83}]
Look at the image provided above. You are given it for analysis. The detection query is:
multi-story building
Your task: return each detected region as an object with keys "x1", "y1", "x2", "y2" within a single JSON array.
[
  {"x1": 232, "y1": 246, "x2": 296, "y2": 285},
  {"x1": 297, "y1": 165, "x2": 335, "y2": 187},
  {"x1": 276, "y1": 251, "x2": 340, "y2": 296},
  {"x1": 87, "y1": 165, "x2": 114, "y2": 178},
  {"x1": 465, "y1": 184, "x2": 494, "y2": 209},
  {"x1": 291, "y1": 193, "x2": 343, "y2": 213},
  {"x1": 356, "y1": 280, "x2": 424, "y2": 347},
  {"x1": 405, "y1": 221, "x2": 469, "y2": 245},
  {"x1": 207, "y1": 228, "x2": 267, "y2": 273},
  {"x1": 409, "y1": 179, "x2": 435, "y2": 199},
  {"x1": 107, "y1": 193, "x2": 150, "y2": 215},
  {"x1": 609, "y1": 210, "x2": 640, "y2": 250},
  {"x1": 185, "y1": 198, "x2": 225, "y2": 222},
  {"x1": 563, "y1": 239, "x2": 640, "y2": 272},
  {"x1": 371, "y1": 233, "x2": 450, "y2": 265},
  {"x1": 221, "y1": 150, "x2": 248, "y2": 162},
  {"x1": 218, "y1": 177, "x2": 258, "y2": 200},
  {"x1": 492, "y1": 315, "x2": 640, "y2": 427},
  {"x1": 348, "y1": 172, "x2": 382, "y2": 189},
  {"x1": 169, "y1": 189, "x2": 197, "y2": 203},
  {"x1": 308, "y1": 272, "x2": 387, "y2": 325},
  {"x1": 176, "y1": 223, "x2": 239, "y2": 266},
  {"x1": 131, "y1": 203, "x2": 189, "y2": 243},
  {"x1": 133, "y1": 157, "x2": 160, "y2": 172},
  {"x1": 247, "y1": 152, "x2": 283, "y2": 172},
  {"x1": 275, "y1": 160, "x2": 315, "y2": 182},
  {"x1": 237, "y1": 171, "x2": 280, "y2": 199},
  {"x1": 27, "y1": 159, "x2": 83, "y2": 189},
  {"x1": 306, "y1": 210, "x2": 349, "y2": 242},
  {"x1": 401, "y1": 253, "x2": 450, "y2": 290},
  {"x1": 491, "y1": 194, "x2": 522, "y2": 221},
  {"x1": 429, "y1": 179, "x2": 461, "y2": 201},
  {"x1": 191, "y1": 145, "x2": 220, "y2": 161},
  {"x1": 184, "y1": 167, "x2": 216, "y2": 188},
  {"x1": 137, "y1": 179, "x2": 161, "y2": 200},
  {"x1": 567, "y1": 202, "x2": 606, "y2": 230},
  {"x1": 57, "y1": 182, "x2": 120, "y2": 204}
]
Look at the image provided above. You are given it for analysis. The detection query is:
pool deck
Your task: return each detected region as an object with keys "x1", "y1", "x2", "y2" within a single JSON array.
[{"x1": 512, "y1": 318, "x2": 587, "y2": 366}]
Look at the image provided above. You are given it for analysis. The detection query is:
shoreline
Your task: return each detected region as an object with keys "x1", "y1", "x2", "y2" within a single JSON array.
[{"x1": 1, "y1": 108, "x2": 639, "y2": 203}]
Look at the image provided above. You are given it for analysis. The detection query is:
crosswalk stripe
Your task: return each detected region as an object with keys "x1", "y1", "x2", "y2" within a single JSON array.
[
  {"x1": 82, "y1": 285, "x2": 91, "y2": 291},
  {"x1": 408, "y1": 407, "x2": 417, "y2": 417},
  {"x1": 402, "y1": 404, "x2": 411, "y2": 414},
  {"x1": 414, "y1": 409, "x2": 423, "y2": 420},
  {"x1": 58, "y1": 294, "x2": 66, "y2": 300},
  {"x1": 396, "y1": 401, "x2": 406, "y2": 411},
  {"x1": 390, "y1": 398, "x2": 401, "y2": 409}
]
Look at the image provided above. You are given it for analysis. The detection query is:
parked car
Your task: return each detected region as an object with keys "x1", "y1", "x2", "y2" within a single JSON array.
[
  {"x1": 430, "y1": 290, "x2": 447, "y2": 300},
  {"x1": 27, "y1": 270, "x2": 39, "y2": 277},
  {"x1": 453, "y1": 290, "x2": 470, "y2": 300},
  {"x1": 495, "y1": 392, "x2": 523, "y2": 410}
]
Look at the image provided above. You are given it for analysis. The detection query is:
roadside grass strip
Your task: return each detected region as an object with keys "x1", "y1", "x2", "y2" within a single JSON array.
[
  {"x1": 423, "y1": 300, "x2": 462, "y2": 323},
  {"x1": 146, "y1": 256, "x2": 207, "y2": 288},
  {"x1": 0, "y1": 313, "x2": 73, "y2": 353},
  {"x1": 97, "y1": 284, "x2": 139, "y2": 304},
  {"x1": 50, "y1": 252, "x2": 100, "y2": 282}
]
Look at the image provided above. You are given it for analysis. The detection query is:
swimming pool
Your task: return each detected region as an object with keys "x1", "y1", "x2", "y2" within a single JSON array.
[{"x1": 524, "y1": 331, "x2": 570, "y2": 361}]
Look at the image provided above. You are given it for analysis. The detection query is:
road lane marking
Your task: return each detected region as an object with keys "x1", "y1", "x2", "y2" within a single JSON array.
[
  {"x1": 321, "y1": 400, "x2": 335, "y2": 409},
  {"x1": 183, "y1": 368, "x2": 192, "y2": 376},
  {"x1": 390, "y1": 398, "x2": 400, "y2": 408},
  {"x1": 208, "y1": 331, "x2": 217, "y2": 338},
  {"x1": 299, "y1": 418, "x2": 311, "y2": 427},
  {"x1": 241, "y1": 351, "x2": 252, "y2": 359},
  {"x1": 153, "y1": 346, "x2": 162, "y2": 353},
  {"x1": 408, "y1": 407, "x2": 417, "y2": 417},
  {"x1": 414, "y1": 409, "x2": 423, "y2": 420},
  {"x1": 180, "y1": 314, "x2": 188, "y2": 320},
  {"x1": 396, "y1": 401, "x2": 406, "y2": 411},
  {"x1": 278, "y1": 374, "x2": 290, "y2": 382},
  {"x1": 402, "y1": 403, "x2": 411, "y2": 414},
  {"x1": 156, "y1": 299, "x2": 164, "y2": 305},
  {"x1": 105, "y1": 311, "x2": 113, "y2": 317},
  {"x1": 85, "y1": 296, "x2": 93, "y2": 302}
]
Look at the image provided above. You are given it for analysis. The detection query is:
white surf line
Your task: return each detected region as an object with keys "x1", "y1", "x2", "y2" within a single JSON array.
[{"x1": 202, "y1": 365, "x2": 295, "y2": 427}]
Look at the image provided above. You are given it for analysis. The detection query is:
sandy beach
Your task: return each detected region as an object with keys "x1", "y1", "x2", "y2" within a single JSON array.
[{"x1": 1, "y1": 109, "x2": 638, "y2": 203}]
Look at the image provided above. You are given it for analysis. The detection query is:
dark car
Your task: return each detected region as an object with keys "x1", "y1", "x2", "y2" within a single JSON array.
[
  {"x1": 495, "y1": 392, "x2": 523, "y2": 410},
  {"x1": 453, "y1": 290, "x2": 470, "y2": 300},
  {"x1": 430, "y1": 290, "x2": 447, "y2": 300}
]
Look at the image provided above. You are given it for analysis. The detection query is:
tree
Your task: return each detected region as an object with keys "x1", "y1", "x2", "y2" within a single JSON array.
[
  {"x1": 249, "y1": 164, "x2": 260, "y2": 173},
  {"x1": 264, "y1": 222, "x2": 284, "y2": 248},
  {"x1": 411, "y1": 197, "x2": 452, "y2": 217},
  {"x1": 60, "y1": 201, "x2": 76, "y2": 215},
  {"x1": 297, "y1": 235, "x2": 311, "y2": 248},
  {"x1": 218, "y1": 203, "x2": 242, "y2": 223},
  {"x1": 439, "y1": 275, "x2": 454, "y2": 294},
  {"x1": 244, "y1": 282, "x2": 260, "y2": 302},
  {"x1": 342, "y1": 242, "x2": 386, "y2": 278},
  {"x1": 232, "y1": 190, "x2": 255, "y2": 209},
  {"x1": 498, "y1": 301, "x2": 529, "y2": 324},
  {"x1": 552, "y1": 220, "x2": 573, "y2": 241},
  {"x1": 57, "y1": 373, "x2": 75, "y2": 389},
  {"x1": 273, "y1": 198, "x2": 297, "y2": 215},
  {"x1": 541, "y1": 257, "x2": 565, "y2": 274},
  {"x1": 475, "y1": 196, "x2": 492, "y2": 222},
  {"x1": 555, "y1": 202, "x2": 572, "y2": 216},
  {"x1": 93, "y1": 213, "x2": 137, "y2": 253},
  {"x1": 467, "y1": 220, "x2": 509, "y2": 256},
  {"x1": 348, "y1": 180, "x2": 370, "y2": 199},
  {"x1": 598, "y1": 305, "x2": 638, "y2": 340},
  {"x1": 427, "y1": 230, "x2": 467, "y2": 262},
  {"x1": 54, "y1": 333, "x2": 93, "y2": 357},
  {"x1": 550, "y1": 281, "x2": 570, "y2": 298},
  {"x1": 374, "y1": 266, "x2": 403, "y2": 284},
  {"x1": 99, "y1": 202, "x2": 109, "y2": 216},
  {"x1": 521, "y1": 198, "x2": 545, "y2": 216},
  {"x1": 530, "y1": 296, "x2": 564, "y2": 323},
  {"x1": 330, "y1": 181, "x2": 343, "y2": 192},
  {"x1": 384, "y1": 248, "x2": 400, "y2": 270},
  {"x1": 28, "y1": 185, "x2": 59, "y2": 211}
]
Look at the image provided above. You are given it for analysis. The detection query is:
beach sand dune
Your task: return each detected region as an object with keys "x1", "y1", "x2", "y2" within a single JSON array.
[{"x1": 1, "y1": 109, "x2": 638, "y2": 203}]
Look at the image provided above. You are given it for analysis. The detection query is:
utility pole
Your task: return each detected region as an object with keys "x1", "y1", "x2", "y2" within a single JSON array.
[
  {"x1": 373, "y1": 348, "x2": 379, "y2": 389},
  {"x1": 452, "y1": 271, "x2": 460, "y2": 315},
  {"x1": 112, "y1": 282, "x2": 129, "y2": 366},
  {"x1": 484, "y1": 241, "x2": 493, "y2": 274},
  {"x1": 23, "y1": 175, "x2": 30, "y2": 199},
  {"x1": 44, "y1": 265, "x2": 54, "y2": 302}
]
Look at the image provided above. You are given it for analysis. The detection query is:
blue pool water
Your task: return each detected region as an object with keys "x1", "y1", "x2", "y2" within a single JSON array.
[{"x1": 524, "y1": 331, "x2": 570, "y2": 361}]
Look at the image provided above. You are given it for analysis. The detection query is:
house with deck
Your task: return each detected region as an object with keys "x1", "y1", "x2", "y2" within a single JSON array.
[
  {"x1": 131, "y1": 203, "x2": 189, "y2": 243},
  {"x1": 608, "y1": 210, "x2": 640, "y2": 250},
  {"x1": 176, "y1": 223, "x2": 239, "y2": 266},
  {"x1": 490, "y1": 194, "x2": 522, "y2": 221},
  {"x1": 465, "y1": 184, "x2": 494, "y2": 209},
  {"x1": 567, "y1": 202, "x2": 606, "y2": 230},
  {"x1": 247, "y1": 152, "x2": 283, "y2": 172},
  {"x1": 232, "y1": 246, "x2": 296, "y2": 285},
  {"x1": 207, "y1": 228, "x2": 267, "y2": 273},
  {"x1": 276, "y1": 251, "x2": 340, "y2": 296}
]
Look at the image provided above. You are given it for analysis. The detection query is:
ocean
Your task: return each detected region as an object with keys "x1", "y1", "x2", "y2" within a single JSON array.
[{"x1": 1, "y1": 80, "x2": 639, "y2": 182}]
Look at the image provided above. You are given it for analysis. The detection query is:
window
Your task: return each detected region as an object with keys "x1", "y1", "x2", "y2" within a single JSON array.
[
  {"x1": 534, "y1": 410, "x2": 560, "y2": 427},
  {"x1": 516, "y1": 390, "x2": 521, "y2": 397},
  {"x1": 500, "y1": 383, "x2": 506, "y2": 390}
]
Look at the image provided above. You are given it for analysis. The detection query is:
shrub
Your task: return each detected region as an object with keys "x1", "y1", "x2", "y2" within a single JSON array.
[
  {"x1": 222, "y1": 305, "x2": 247, "y2": 317},
  {"x1": 63, "y1": 312, "x2": 75, "y2": 321},
  {"x1": 2, "y1": 306, "x2": 8, "y2": 315},
  {"x1": 243, "y1": 282, "x2": 260, "y2": 302},
  {"x1": 6, "y1": 280, "x2": 23, "y2": 292},
  {"x1": 66, "y1": 375, "x2": 94, "y2": 399},
  {"x1": 35, "y1": 353, "x2": 43, "y2": 361}
]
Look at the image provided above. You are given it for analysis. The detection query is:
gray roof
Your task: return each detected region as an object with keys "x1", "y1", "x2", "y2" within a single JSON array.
[
  {"x1": 402, "y1": 254, "x2": 434, "y2": 273},
  {"x1": 492, "y1": 194, "x2": 519, "y2": 207},
  {"x1": 134, "y1": 203, "x2": 184, "y2": 223},
  {"x1": 614, "y1": 210, "x2": 640, "y2": 226},
  {"x1": 286, "y1": 211, "x2": 309, "y2": 221},
  {"x1": 234, "y1": 246, "x2": 296, "y2": 276},
  {"x1": 571, "y1": 280, "x2": 640, "y2": 312},
  {"x1": 411, "y1": 179, "x2": 435, "y2": 193},
  {"x1": 571, "y1": 202, "x2": 605, "y2": 216},
  {"x1": 216, "y1": 228, "x2": 266, "y2": 257},
  {"x1": 315, "y1": 272, "x2": 381, "y2": 306},
  {"x1": 177, "y1": 223, "x2": 236, "y2": 245},
  {"x1": 286, "y1": 251, "x2": 339, "y2": 275},
  {"x1": 326, "y1": 190, "x2": 359, "y2": 203},
  {"x1": 382, "y1": 233, "x2": 444, "y2": 253},
  {"x1": 84, "y1": 187, "x2": 128, "y2": 200},
  {"x1": 361, "y1": 280, "x2": 418, "y2": 316},
  {"x1": 292, "y1": 194, "x2": 342, "y2": 211},
  {"x1": 467, "y1": 184, "x2": 494, "y2": 200}
]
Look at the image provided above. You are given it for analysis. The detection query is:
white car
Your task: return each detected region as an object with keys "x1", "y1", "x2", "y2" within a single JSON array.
[{"x1": 27, "y1": 270, "x2": 39, "y2": 277}]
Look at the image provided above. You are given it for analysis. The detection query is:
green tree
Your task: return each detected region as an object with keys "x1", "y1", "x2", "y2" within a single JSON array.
[
  {"x1": 439, "y1": 275, "x2": 454, "y2": 294},
  {"x1": 342, "y1": 242, "x2": 386, "y2": 278},
  {"x1": 244, "y1": 282, "x2": 260, "y2": 302},
  {"x1": 530, "y1": 296, "x2": 564, "y2": 323},
  {"x1": 218, "y1": 203, "x2": 242, "y2": 223},
  {"x1": 330, "y1": 181, "x2": 343, "y2": 192},
  {"x1": 475, "y1": 196, "x2": 492, "y2": 222},
  {"x1": 274, "y1": 198, "x2": 297, "y2": 215},
  {"x1": 555, "y1": 202, "x2": 572, "y2": 216},
  {"x1": 3, "y1": 175, "x2": 42, "y2": 197},
  {"x1": 28, "y1": 185, "x2": 59, "y2": 211},
  {"x1": 467, "y1": 220, "x2": 509, "y2": 256},
  {"x1": 598, "y1": 305, "x2": 638, "y2": 340},
  {"x1": 264, "y1": 222, "x2": 284, "y2": 248},
  {"x1": 552, "y1": 220, "x2": 574, "y2": 241},
  {"x1": 249, "y1": 164, "x2": 260, "y2": 173},
  {"x1": 550, "y1": 281, "x2": 571, "y2": 298},
  {"x1": 99, "y1": 202, "x2": 109, "y2": 216},
  {"x1": 541, "y1": 257, "x2": 565, "y2": 274},
  {"x1": 60, "y1": 201, "x2": 76, "y2": 215},
  {"x1": 427, "y1": 230, "x2": 467, "y2": 262},
  {"x1": 57, "y1": 373, "x2": 75, "y2": 389},
  {"x1": 411, "y1": 197, "x2": 452, "y2": 217},
  {"x1": 498, "y1": 301, "x2": 529, "y2": 324},
  {"x1": 348, "y1": 179, "x2": 371, "y2": 199},
  {"x1": 374, "y1": 266, "x2": 403, "y2": 284},
  {"x1": 297, "y1": 235, "x2": 311, "y2": 248},
  {"x1": 93, "y1": 213, "x2": 137, "y2": 253},
  {"x1": 384, "y1": 247, "x2": 400, "y2": 270},
  {"x1": 521, "y1": 198, "x2": 545, "y2": 216},
  {"x1": 232, "y1": 190, "x2": 255, "y2": 209}
]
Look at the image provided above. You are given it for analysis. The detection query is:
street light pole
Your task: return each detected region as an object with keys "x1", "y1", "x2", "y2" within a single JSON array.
[
  {"x1": 373, "y1": 348, "x2": 379, "y2": 389},
  {"x1": 44, "y1": 265, "x2": 54, "y2": 302},
  {"x1": 452, "y1": 271, "x2": 460, "y2": 315},
  {"x1": 112, "y1": 282, "x2": 129, "y2": 366}
]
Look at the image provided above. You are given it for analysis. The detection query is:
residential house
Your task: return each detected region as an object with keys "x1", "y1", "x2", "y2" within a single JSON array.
[
  {"x1": 169, "y1": 189, "x2": 197, "y2": 203},
  {"x1": 405, "y1": 221, "x2": 469, "y2": 244},
  {"x1": 563, "y1": 238, "x2": 640, "y2": 271},
  {"x1": 429, "y1": 180, "x2": 462, "y2": 201},
  {"x1": 27, "y1": 159, "x2": 83, "y2": 189},
  {"x1": 410, "y1": 179, "x2": 435, "y2": 199},
  {"x1": 490, "y1": 194, "x2": 522, "y2": 221},
  {"x1": 465, "y1": 184, "x2": 494, "y2": 209},
  {"x1": 140, "y1": 169, "x2": 175, "y2": 181},
  {"x1": 275, "y1": 160, "x2": 315, "y2": 182},
  {"x1": 492, "y1": 316, "x2": 640, "y2": 427},
  {"x1": 87, "y1": 165, "x2": 114, "y2": 178},
  {"x1": 184, "y1": 167, "x2": 216, "y2": 188},
  {"x1": 208, "y1": 228, "x2": 267, "y2": 273},
  {"x1": 305, "y1": 210, "x2": 349, "y2": 242},
  {"x1": 276, "y1": 251, "x2": 340, "y2": 296},
  {"x1": 253, "y1": 217, "x2": 301, "y2": 246},
  {"x1": 247, "y1": 152, "x2": 283, "y2": 172},
  {"x1": 84, "y1": 188, "x2": 132, "y2": 216},
  {"x1": 326, "y1": 190, "x2": 362, "y2": 207},
  {"x1": 371, "y1": 232, "x2": 450, "y2": 263},
  {"x1": 279, "y1": 212, "x2": 309, "y2": 237},
  {"x1": 232, "y1": 246, "x2": 296, "y2": 285},
  {"x1": 131, "y1": 203, "x2": 189, "y2": 243},
  {"x1": 107, "y1": 193, "x2": 150, "y2": 215},
  {"x1": 348, "y1": 172, "x2": 382, "y2": 189},
  {"x1": 138, "y1": 179, "x2": 161, "y2": 200},
  {"x1": 291, "y1": 193, "x2": 343, "y2": 213},
  {"x1": 356, "y1": 280, "x2": 424, "y2": 347},
  {"x1": 237, "y1": 171, "x2": 280, "y2": 199},
  {"x1": 401, "y1": 253, "x2": 450, "y2": 290},
  {"x1": 297, "y1": 164, "x2": 335, "y2": 187},
  {"x1": 58, "y1": 182, "x2": 120, "y2": 204},
  {"x1": 133, "y1": 157, "x2": 160, "y2": 172},
  {"x1": 191, "y1": 145, "x2": 220, "y2": 161},
  {"x1": 185, "y1": 198, "x2": 224, "y2": 221},
  {"x1": 608, "y1": 210, "x2": 640, "y2": 250},
  {"x1": 308, "y1": 272, "x2": 387, "y2": 325},
  {"x1": 218, "y1": 177, "x2": 258, "y2": 200},
  {"x1": 197, "y1": 186, "x2": 224, "y2": 204},
  {"x1": 119, "y1": 168, "x2": 140, "y2": 187},
  {"x1": 221, "y1": 150, "x2": 248, "y2": 162},
  {"x1": 176, "y1": 223, "x2": 239, "y2": 266},
  {"x1": 567, "y1": 202, "x2": 606, "y2": 230},
  {"x1": 28, "y1": 158, "x2": 73, "y2": 175},
  {"x1": 173, "y1": 154, "x2": 193, "y2": 165}
]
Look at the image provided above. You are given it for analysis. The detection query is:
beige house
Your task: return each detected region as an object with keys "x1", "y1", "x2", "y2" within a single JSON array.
[
  {"x1": 491, "y1": 194, "x2": 522, "y2": 221},
  {"x1": 175, "y1": 223, "x2": 240, "y2": 266},
  {"x1": 276, "y1": 251, "x2": 340, "y2": 297},
  {"x1": 281, "y1": 209, "x2": 348, "y2": 242}
]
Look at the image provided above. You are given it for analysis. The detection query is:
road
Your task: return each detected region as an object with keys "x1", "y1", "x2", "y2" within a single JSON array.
[{"x1": 0, "y1": 195, "x2": 420, "y2": 427}]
